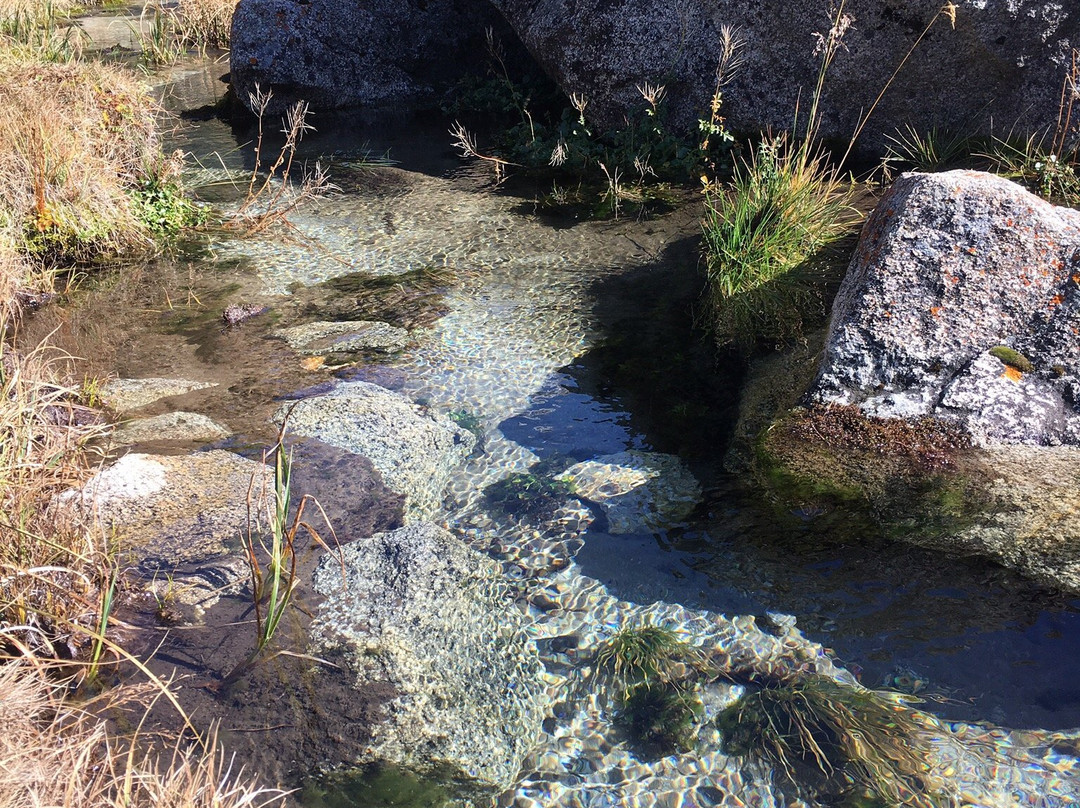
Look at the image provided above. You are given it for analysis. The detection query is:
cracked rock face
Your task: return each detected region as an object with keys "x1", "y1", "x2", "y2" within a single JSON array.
[{"x1": 812, "y1": 170, "x2": 1080, "y2": 446}]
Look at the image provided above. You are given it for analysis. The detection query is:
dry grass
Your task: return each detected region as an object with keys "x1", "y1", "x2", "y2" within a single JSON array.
[
  {"x1": 0, "y1": 662, "x2": 287, "y2": 808},
  {"x1": 174, "y1": 0, "x2": 235, "y2": 49},
  {"x1": 0, "y1": 48, "x2": 179, "y2": 264},
  {"x1": 0, "y1": 336, "x2": 112, "y2": 659}
]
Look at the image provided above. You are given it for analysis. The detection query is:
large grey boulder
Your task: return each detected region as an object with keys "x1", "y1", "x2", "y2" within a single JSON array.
[
  {"x1": 488, "y1": 0, "x2": 1077, "y2": 144},
  {"x1": 310, "y1": 522, "x2": 546, "y2": 793},
  {"x1": 276, "y1": 382, "x2": 475, "y2": 518},
  {"x1": 229, "y1": 0, "x2": 516, "y2": 114},
  {"x1": 812, "y1": 170, "x2": 1080, "y2": 446},
  {"x1": 231, "y1": 0, "x2": 1079, "y2": 147}
]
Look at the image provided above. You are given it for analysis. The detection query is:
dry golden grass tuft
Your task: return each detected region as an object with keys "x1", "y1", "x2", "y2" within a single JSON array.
[
  {"x1": 0, "y1": 48, "x2": 179, "y2": 264},
  {"x1": 174, "y1": 0, "x2": 235, "y2": 49},
  {"x1": 0, "y1": 662, "x2": 287, "y2": 808}
]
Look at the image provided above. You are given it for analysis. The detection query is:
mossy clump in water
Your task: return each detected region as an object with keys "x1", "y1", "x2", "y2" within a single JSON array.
[
  {"x1": 989, "y1": 345, "x2": 1034, "y2": 373},
  {"x1": 757, "y1": 404, "x2": 987, "y2": 538},
  {"x1": 320, "y1": 266, "x2": 464, "y2": 330},
  {"x1": 717, "y1": 676, "x2": 948, "y2": 808},
  {"x1": 485, "y1": 470, "x2": 576, "y2": 520},
  {"x1": 616, "y1": 682, "x2": 703, "y2": 759},
  {"x1": 300, "y1": 763, "x2": 451, "y2": 808}
]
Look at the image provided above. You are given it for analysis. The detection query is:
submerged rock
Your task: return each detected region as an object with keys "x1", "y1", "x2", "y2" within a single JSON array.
[
  {"x1": 565, "y1": 450, "x2": 702, "y2": 534},
  {"x1": 813, "y1": 170, "x2": 1080, "y2": 446},
  {"x1": 274, "y1": 319, "x2": 410, "y2": 356},
  {"x1": 310, "y1": 522, "x2": 546, "y2": 793},
  {"x1": 60, "y1": 451, "x2": 270, "y2": 610},
  {"x1": 111, "y1": 411, "x2": 230, "y2": 445},
  {"x1": 100, "y1": 377, "x2": 217, "y2": 413},
  {"x1": 276, "y1": 381, "x2": 475, "y2": 518}
]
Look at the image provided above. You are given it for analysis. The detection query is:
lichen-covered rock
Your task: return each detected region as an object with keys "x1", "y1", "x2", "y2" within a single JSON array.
[
  {"x1": 565, "y1": 451, "x2": 701, "y2": 534},
  {"x1": 276, "y1": 381, "x2": 475, "y2": 518},
  {"x1": 491, "y1": 0, "x2": 1078, "y2": 144},
  {"x1": 310, "y1": 522, "x2": 546, "y2": 793},
  {"x1": 812, "y1": 170, "x2": 1080, "y2": 446},
  {"x1": 234, "y1": 0, "x2": 1080, "y2": 147},
  {"x1": 229, "y1": 0, "x2": 517, "y2": 115}
]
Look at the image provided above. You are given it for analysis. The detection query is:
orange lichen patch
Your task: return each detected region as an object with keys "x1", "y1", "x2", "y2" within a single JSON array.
[
  {"x1": 1050, "y1": 294, "x2": 1064, "y2": 308},
  {"x1": 930, "y1": 306, "x2": 942, "y2": 317},
  {"x1": 1072, "y1": 274, "x2": 1080, "y2": 284},
  {"x1": 965, "y1": 247, "x2": 978, "y2": 255},
  {"x1": 300, "y1": 356, "x2": 326, "y2": 370},
  {"x1": 1003, "y1": 366, "x2": 1024, "y2": 382}
]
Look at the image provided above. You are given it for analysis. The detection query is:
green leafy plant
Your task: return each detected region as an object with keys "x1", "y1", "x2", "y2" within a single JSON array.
[{"x1": 717, "y1": 676, "x2": 949, "y2": 808}]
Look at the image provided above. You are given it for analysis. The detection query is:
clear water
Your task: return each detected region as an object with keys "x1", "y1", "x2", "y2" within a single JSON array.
[{"x1": 44, "y1": 50, "x2": 1080, "y2": 806}]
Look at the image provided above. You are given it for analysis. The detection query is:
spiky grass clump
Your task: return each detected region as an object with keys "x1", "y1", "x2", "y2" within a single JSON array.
[
  {"x1": 701, "y1": 136, "x2": 857, "y2": 348},
  {"x1": 0, "y1": 50, "x2": 193, "y2": 266},
  {"x1": 0, "y1": 662, "x2": 286, "y2": 807},
  {"x1": 718, "y1": 676, "x2": 949, "y2": 808},
  {"x1": 595, "y1": 625, "x2": 697, "y2": 694},
  {"x1": 882, "y1": 125, "x2": 969, "y2": 176}
]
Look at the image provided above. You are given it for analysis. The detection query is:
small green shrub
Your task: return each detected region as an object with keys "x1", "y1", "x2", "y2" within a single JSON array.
[
  {"x1": 989, "y1": 345, "x2": 1034, "y2": 373},
  {"x1": 485, "y1": 471, "x2": 576, "y2": 519},
  {"x1": 717, "y1": 676, "x2": 948, "y2": 808},
  {"x1": 616, "y1": 682, "x2": 703, "y2": 758}
]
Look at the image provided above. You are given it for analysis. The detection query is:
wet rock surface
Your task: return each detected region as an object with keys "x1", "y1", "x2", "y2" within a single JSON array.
[
  {"x1": 100, "y1": 377, "x2": 217, "y2": 413},
  {"x1": 111, "y1": 411, "x2": 231, "y2": 445},
  {"x1": 276, "y1": 381, "x2": 475, "y2": 519},
  {"x1": 813, "y1": 170, "x2": 1080, "y2": 446},
  {"x1": 274, "y1": 319, "x2": 410, "y2": 356},
  {"x1": 61, "y1": 451, "x2": 270, "y2": 609},
  {"x1": 310, "y1": 522, "x2": 547, "y2": 793}
]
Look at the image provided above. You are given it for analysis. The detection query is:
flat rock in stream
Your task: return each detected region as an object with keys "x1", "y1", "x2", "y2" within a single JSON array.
[
  {"x1": 100, "y1": 377, "x2": 217, "y2": 413},
  {"x1": 111, "y1": 411, "x2": 231, "y2": 445},
  {"x1": 275, "y1": 320, "x2": 410, "y2": 356},
  {"x1": 60, "y1": 451, "x2": 270, "y2": 610},
  {"x1": 310, "y1": 522, "x2": 547, "y2": 794},
  {"x1": 565, "y1": 450, "x2": 702, "y2": 534},
  {"x1": 276, "y1": 381, "x2": 475, "y2": 518}
]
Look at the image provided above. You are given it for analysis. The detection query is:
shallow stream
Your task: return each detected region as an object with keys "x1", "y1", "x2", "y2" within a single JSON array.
[{"x1": 31, "y1": 49, "x2": 1080, "y2": 806}]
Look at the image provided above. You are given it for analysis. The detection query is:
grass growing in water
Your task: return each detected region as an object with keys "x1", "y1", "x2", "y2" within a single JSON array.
[
  {"x1": 718, "y1": 676, "x2": 948, "y2": 808},
  {"x1": 216, "y1": 421, "x2": 336, "y2": 690},
  {"x1": 701, "y1": 136, "x2": 857, "y2": 347},
  {"x1": 595, "y1": 625, "x2": 692, "y2": 695},
  {"x1": 616, "y1": 682, "x2": 703, "y2": 758},
  {"x1": 485, "y1": 470, "x2": 576, "y2": 520}
]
